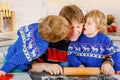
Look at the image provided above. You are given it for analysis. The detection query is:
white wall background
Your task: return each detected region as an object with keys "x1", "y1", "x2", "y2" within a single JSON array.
[
  {"x1": 0, "y1": 0, "x2": 48, "y2": 30},
  {"x1": 0, "y1": 0, "x2": 120, "y2": 30}
]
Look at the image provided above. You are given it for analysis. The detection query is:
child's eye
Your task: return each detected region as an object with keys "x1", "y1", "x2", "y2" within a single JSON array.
[
  {"x1": 88, "y1": 23, "x2": 90, "y2": 25},
  {"x1": 86, "y1": 22, "x2": 91, "y2": 25}
]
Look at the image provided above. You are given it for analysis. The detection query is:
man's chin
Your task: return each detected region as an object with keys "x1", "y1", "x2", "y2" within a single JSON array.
[{"x1": 69, "y1": 37, "x2": 78, "y2": 42}]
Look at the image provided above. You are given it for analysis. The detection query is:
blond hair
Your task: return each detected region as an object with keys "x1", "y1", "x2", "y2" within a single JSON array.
[
  {"x1": 85, "y1": 10, "x2": 107, "y2": 33},
  {"x1": 38, "y1": 15, "x2": 69, "y2": 43},
  {"x1": 59, "y1": 4, "x2": 84, "y2": 24}
]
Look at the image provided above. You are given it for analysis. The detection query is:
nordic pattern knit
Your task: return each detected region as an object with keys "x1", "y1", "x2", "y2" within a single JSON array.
[
  {"x1": 1, "y1": 23, "x2": 49, "y2": 73},
  {"x1": 68, "y1": 33, "x2": 120, "y2": 71}
]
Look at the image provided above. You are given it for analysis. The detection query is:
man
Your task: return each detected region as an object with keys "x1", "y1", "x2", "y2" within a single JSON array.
[{"x1": 30, "y1": 4, "x2": 114, "y2": 75}]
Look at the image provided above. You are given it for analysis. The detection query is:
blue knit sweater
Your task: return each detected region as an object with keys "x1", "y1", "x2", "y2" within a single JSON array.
[
  {"x1": 68, "y1": 33, "x2": 120, "y2": 71},
  {"x1": 0, "y1": 23, "x2": 49, "y2": 73}
]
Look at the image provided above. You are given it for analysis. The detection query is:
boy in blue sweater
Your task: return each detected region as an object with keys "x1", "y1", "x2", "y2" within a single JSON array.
[
  {"x1": 0, "y1": 15, "x2": 69, "y2": 75},
  {"x1": 68, "y1": 10, "x2": 120, "y2": 75}
]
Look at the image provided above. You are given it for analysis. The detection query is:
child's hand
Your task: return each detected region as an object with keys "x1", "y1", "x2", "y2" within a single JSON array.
[
  {"x1": 101, "y1": 61, "x2": 115, "y2": 75},
  {"x1": 0, "y1": 70, "x2": 6, "y2": 76},
  {"x1": 116, "y1": 71, "x2": 120, "y2": 75}
]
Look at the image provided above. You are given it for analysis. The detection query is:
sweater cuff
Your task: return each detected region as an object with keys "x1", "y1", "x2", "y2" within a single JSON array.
[
  {"x1": 114, "y1": 63, "x2": 120, "y2": 71},
  {"x1": 1, "y1": 62, "x2": 16, "y2": 73},
  {"x1": 72, "y1": 62, "x2": 82, "y2": 67}
]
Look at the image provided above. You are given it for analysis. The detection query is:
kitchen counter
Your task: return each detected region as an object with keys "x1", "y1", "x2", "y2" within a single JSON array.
[
  {"x1": 0, "y1": 31, "x2": 17, "y2": 39},
  {"x1": 29, "y1": 72, "x2": 120, "y2": 80},
  {"x1": 0, "y1": 31, "x2": 17, "y2": 47},
  {"x1": 0, "y1": 32, "x2": 17, "y2": 63},
  {"x1": 109, "y1": 35, "x2": 120, "y2": 40},
  {"x1": 3, "y1": 72, "x2": 119, "y2": 80},
  {"x1": 108, "y1": 35, "x2": 120, "y2": 49},
  {"x1": 0, "y1": 73, "x2": 32, "y2": 80},
  {"x1": 0, "y1": 72, "x2": 120, "y2": 80},
  {"x1": 12, "y1": 73, "x2": 32, "y2": 80}
]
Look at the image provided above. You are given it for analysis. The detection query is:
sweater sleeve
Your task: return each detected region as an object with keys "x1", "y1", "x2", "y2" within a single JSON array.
[
  {"x1": 104, "y1": 39, "x2": 120, "y2": 71},
  {"x1": 1, "y1": 49, "x2": 31, "y2": 73},
  {"x1": 0, "y1": 34, "x2": 22, "y2": 73},
  {"x1": 5, "y1": 36, "x2": 22, "y2": 61},
  {"x1": 1, "y1": 30, "x2": 29, "y2": 73},
  {"x1": 67, "y1": 43, "x2": 82, "y2": 67},
  {"x1": 109, "y1": 42, "x2": 120, "y2": 71},
  {"x1": 1, "y1": 62, "x2": 16, "y2": 73}
]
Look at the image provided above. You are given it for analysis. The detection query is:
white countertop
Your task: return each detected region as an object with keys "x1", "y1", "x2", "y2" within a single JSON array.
[
  {"x1": 0, "y1": 73, "x2": 32, "y2": 80},
  {"x1": 0, "y1": 31, "x2": 17, "y2": 39},
  {"x1": 11, "y1": 73, "x2": 32, "y2": 80},
  {"x1": 0, "y1": 71, "x2": 120, "y2": 80},
  {"x1": 0, "y1": 32, "x2": 17, "y2": 47},
  {"x1": 109, "y1": 35, "x2": 120, "y2": 40},
  {"x1": 112, "y1": 75, "x2": 120, "y2": 80}
]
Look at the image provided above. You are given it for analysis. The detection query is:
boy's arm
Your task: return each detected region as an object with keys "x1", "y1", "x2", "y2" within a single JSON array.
[
  {"x1": 1, "y1": 62, "x2": 17, "y2": 73},
  {"x1": 112, "y1": 51, "x2": 120, "y2": 75},
  {"x1": 0, "y1": 36, "x2": 22, "y2": 73},
  {"x1": 1, "y1": 35, "x2": 32, "y2": 73},
  {"x1": 104, "y1": 38, "x2": 120, "y2": 74},
  {"x1": 1, "y1": 48, "x2": 31, "y2": 73},
  {"x1": 108, "y1": 43, "x2": 120, "y2": 71}
]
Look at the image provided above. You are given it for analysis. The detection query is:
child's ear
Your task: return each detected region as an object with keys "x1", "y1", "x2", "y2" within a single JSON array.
[
  {"x1": 97, "y1": 27, "x2": 100, "y2": 30},
  {"x1": 96, "y1": 27, "x2": 100, "y2": 32}
]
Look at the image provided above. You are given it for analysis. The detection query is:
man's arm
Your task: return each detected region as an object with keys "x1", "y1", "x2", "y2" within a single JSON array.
[{"x1": 29, "y1": 62, "x2": 63, "y2": 75}]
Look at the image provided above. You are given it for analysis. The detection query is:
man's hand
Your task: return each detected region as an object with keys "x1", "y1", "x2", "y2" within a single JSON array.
[
  {"x1": 101, "y1": 61, "x2": 115, "y2": 75},
  {"x1": 42, "y1": 63, "x2": 63, "y2": 75},
  {"x1": 30, "y1": 62, "x2": 63, "y2": 75},
  {"x1": 29, "y1": 62, "x2": 44, "y2": 72}
]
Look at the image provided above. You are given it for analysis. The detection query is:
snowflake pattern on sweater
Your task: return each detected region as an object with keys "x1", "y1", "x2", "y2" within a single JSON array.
[
  {"x1": 1, "y1": 23, "x2": 49, "y2": 73},
  {"x1": 20, "y1": 25, "x2": 40, "y2": 61},
  {"x1": 68, "y1": 33, "x2": 120, "y2": 71}
]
